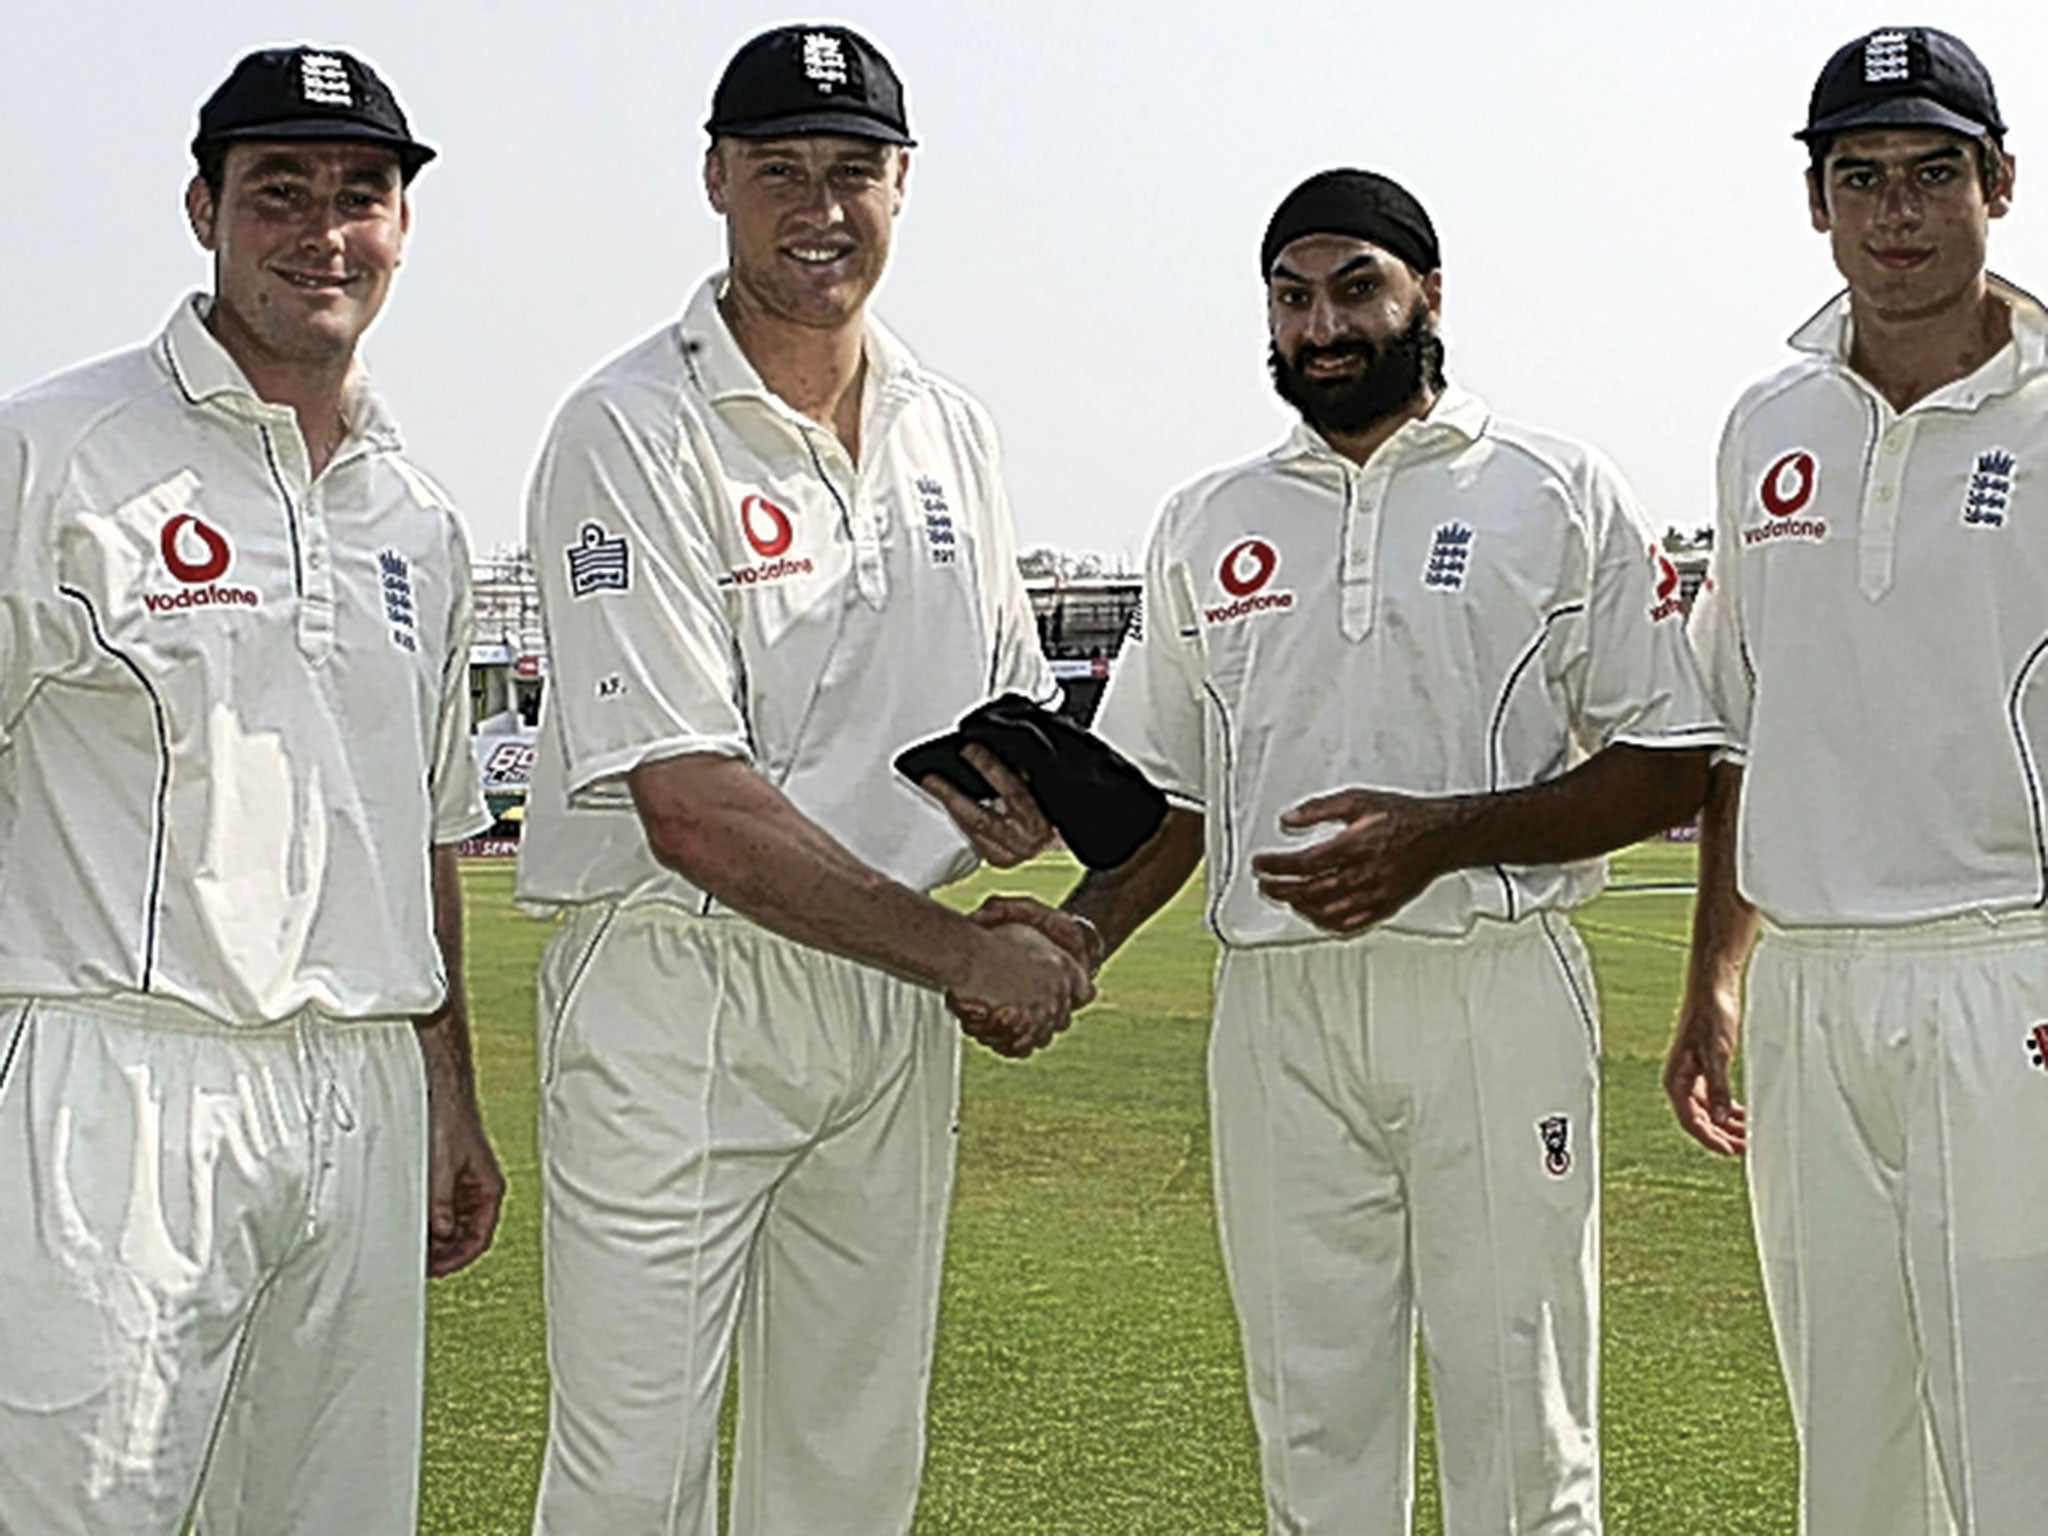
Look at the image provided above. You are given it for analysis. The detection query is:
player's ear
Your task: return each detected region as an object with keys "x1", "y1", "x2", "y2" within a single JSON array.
[
  {"x1": 1988, "y1": 148, "x2": 2016, "y2": 219},
  {"x1": 890, "y1": 147, "x2": 910, "y2": 216},
  {"x1": 1421, "y1": 266, "x2": 1443, "y2": 322},
  {"x1": 704, "y1": 141, "x2": 729, "y2": 215},
  {"x1": 1806, "y1": 168, "x2": 1831, "y2": 233},
  {"x1": 186, "y1": 175, "x2": 219, "y2": 250}
]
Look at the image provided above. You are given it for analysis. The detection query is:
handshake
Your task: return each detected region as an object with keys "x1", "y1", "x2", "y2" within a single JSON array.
[
  {"x1": 916, "y1": 736, "x2": 1108, "y2": 1060},
  {"x1": 908, "y1": 701, "x2": 1167, "y2": 1059},
  {"x1": 944, "y1": 894, "x2": 1104, "y2": 1060}
]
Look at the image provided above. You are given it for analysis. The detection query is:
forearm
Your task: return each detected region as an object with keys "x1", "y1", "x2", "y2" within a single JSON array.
[
  {"x1": 1061, "y1": 806, "x2": 1204, "y2": 960},
  {"x1": 1682, "y1": 761, "x2": 1758, "y2": 1008},
  {"x1": 418, "y1": 844, "x2": 480, "y2": 1095},
  {"x1": 629, "y1": 752, "x2": 989, "y2": 994},
  {"x1": 1427, "y1": 743, "x2": 1710, "y2": 873}
]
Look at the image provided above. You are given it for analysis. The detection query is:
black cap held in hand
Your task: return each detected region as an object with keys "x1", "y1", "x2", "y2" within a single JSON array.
[
  {"x1": 1798, "y1": 27, "x2": 2004, "y2": 143},
  {"x1": 954, "y1": 695, "x2": 1167, "y2": 871},
  {"x1": 1262, "y1": 169, "x2": 1439, "y2": 279},
  {"x1": 706, "y1": 25, "x2": 915, "y2": 146},
  {"x1": 193, "y1": 46, "x2": 435, "y2": 178}
]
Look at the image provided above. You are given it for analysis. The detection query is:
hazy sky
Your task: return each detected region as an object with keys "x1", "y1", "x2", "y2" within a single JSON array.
[{"x1": 5, "y1": 2, "x2": 2044, "y2": 564}]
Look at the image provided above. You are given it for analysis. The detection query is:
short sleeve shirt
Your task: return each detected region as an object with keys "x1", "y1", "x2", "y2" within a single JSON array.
[
  {"x1": 0, "y1": 297, "x2": 489, "y2": 1023},
  {"x1": 1095, "y1": 388, "x2": 1724, "y2": 946},
  {"x1": 514, "y1": 275, "x2": 1057, "y2": 912},
  {"x1": 1690, "y1": 281, "x2": 2048, "y2": 925}
]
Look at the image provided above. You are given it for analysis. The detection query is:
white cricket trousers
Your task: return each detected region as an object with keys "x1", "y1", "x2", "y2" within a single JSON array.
[
  {"x1": 1747, "y1": 913, "x2": 2048, "y2": 1536},
  {"x1": 532, "y1": 901, "x2": 961, "y2": 1536},
  {"x1": 1212, "y1": 914, "x2": 1602, "y2": 1536},
  {"x1": 0, "y1": 995, "x2": 429, "y2": 1536}
]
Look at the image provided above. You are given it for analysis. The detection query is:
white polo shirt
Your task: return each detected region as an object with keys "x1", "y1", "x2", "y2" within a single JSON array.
[
  {"x1": 0, "y1": 297, "x2": 490, "y2": 1025},
  {"x1": 1691, "y1": 280, "x2": 2048, "y2": 926},
  {"x1": 1095, "y1": 388, "x2": 1723, "y2": 946},
  {"x1": 514, "y1": 275, "x2": 1057, "y2": 913}
]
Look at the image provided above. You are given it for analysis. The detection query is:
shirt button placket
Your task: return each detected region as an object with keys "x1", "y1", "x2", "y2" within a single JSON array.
[
  {"x1": 299, "y1": 481, "x2": 337, "y2": 664},
  {"x1": 1340, "y1": 459, "x2": 1387, "y2": 641},
  {"x1": 1860, "y1": 417, "x2": 1913, "y2": 601}
]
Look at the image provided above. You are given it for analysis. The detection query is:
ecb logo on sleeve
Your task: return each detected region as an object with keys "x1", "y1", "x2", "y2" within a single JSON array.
[
  {"x1": 2026, "y1": 1022, "x2": 2048, "y2": 1072},
  {"x1": 1537, "y1": 1115, "x2": 1573, "y2": 1177},
  {"x1": 567, "y1": 522, "x2": 630, "y2": 597}
]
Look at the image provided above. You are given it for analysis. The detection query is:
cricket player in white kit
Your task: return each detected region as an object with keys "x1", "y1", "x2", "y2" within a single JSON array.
[
  {"x1": 1669, "y1": 27, "x2": 2048, "y2": 1535},
  {"x1": 515, "y1": 25, "x2": 1092, "y2": 1535},
  {"x1": 0, "y1": 45, "x2": 502, "y2": 1535},
  {"x1": 967, "y1": 171, "x2": 1721, "y2": 1534}
]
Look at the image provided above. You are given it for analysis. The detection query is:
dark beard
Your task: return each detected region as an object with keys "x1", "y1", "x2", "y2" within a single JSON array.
[{"x1": 1268, "y1": 303, "x2": 1444, "y2": 436}]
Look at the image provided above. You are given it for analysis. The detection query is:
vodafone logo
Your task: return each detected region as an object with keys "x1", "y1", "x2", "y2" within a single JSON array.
[
  {"x1": 144, "y1": 512, "x2": 260, "y2": 615},
  {"x1": 721, "y1": 493, "x2": 813, "y2": 590},
  {"x1": 1746, "y1": 449, "x2": 1829, "y2": 547},
  {"x1": 1649, "y1": 546, "x2": 1684, "y2": 622},
  {"x1": 1219, "y1": 538, "x2": 1278, "y2": 597},
  {"x1": 740, "y1": 495, "x2": 794, "y2": 558},
  {"x1": 161, "y1": 513, "x2": 231, "y2": 584},
  {"x1": 1760, "y1": 451, "x2": 1817, "y2": 518},
  {"x1": 1206, "y1": 535, "x2": 1294, "y2": 624}
]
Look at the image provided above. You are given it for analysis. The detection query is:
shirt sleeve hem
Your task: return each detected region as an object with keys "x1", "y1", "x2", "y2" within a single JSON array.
[{"x1": 564, "y1": 736, "x2": 755, "y2": 805}]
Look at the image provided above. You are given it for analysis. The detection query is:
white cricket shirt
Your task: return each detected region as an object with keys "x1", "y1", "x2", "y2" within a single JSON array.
[
  {"x1": 514, "y1": 276, "x2": 1056, "y2": 912},
  {"x1": 1095, "y1": 388, "x2": 1723, "y2": 946},
  {"x1": 0, "y1": 297, "x2": 489, "y2": 1025},
  {"x1": 1691, "y1": 281, "x2": 2048, "y2": 926}
]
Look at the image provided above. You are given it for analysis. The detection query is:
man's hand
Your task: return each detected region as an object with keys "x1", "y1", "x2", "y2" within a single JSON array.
[
  {"x1": 920, "y1": 744, "x2": 1056, "y2": 868},
  {"x1": 419, "y1": 1032, "x2": 505, "y2": 1277},
  {"x1": 1664, "y1": 986, "x2": 1748, "y2": 1158},
  {"x1": 968, "y1": 893, "x2": 1104, "y2": 971},
  {"x1": 947, "y1": 913, "x2": 1094, "y2": 1060},
  {"x1": 1250, "y1": 787, "x2": 1456, "y2": 934}
]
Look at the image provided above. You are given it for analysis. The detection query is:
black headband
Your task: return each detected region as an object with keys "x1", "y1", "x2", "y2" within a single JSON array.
[{"x1": 1261, "y1": 169, "x2": 1439, "y2": 279}]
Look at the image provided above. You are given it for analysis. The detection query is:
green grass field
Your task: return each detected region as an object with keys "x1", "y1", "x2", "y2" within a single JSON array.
[{"x1": 421, "y1": 845, "x2": 1796, "y2": 1533}]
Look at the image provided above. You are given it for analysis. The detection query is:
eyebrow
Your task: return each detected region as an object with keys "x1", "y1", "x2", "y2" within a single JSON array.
[
  {"x1": 1829, "y1": 145, "x2": 1970, "y2": 173},
  {"x1": 1270, "y1": 252, "x2": 1386, "y2": 286},
  {"x1": 238, "y1": 150, "x2": 400, "y2": 188},
  {"x1": 737, "y1": 139, "x2": 889, "y2": 165},
  {"x1": 241, "y1": 152, "x2": 317, "y2": 179}
]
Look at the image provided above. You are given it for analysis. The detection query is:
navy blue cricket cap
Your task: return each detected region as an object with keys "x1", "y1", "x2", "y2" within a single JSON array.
[
  {"x1": 193, "y1": 46, "x2": 435, "y2": 180},
  {"x1": 706, "y1": 25, "x2": 915, "y2": 146},
  {"x1": 193, "y1": 46, "x2": 434, "y2": 180},
  {"x1": 1798, "y1": 27, "x2": 2004, "y2": 143}
]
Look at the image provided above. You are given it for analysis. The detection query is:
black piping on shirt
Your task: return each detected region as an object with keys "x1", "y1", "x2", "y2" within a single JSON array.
[
  {"x1": 56, "y1": 585, "x2": 169, "y2": 990},
  {"x1": 2006, "y1": 631, "x2": 2048, "y2": 906},
  {"x1": 1486, "y1": 603, "x2": 1585, "y2": 920}
]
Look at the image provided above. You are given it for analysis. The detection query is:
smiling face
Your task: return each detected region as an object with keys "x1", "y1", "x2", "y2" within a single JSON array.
[
  {"x1": 1266, "y1": 233, "x2": 1443, "y2": 435},
  {"x1": 186, "y1": 140, "x2": 409, "y2": 375},
  {"x1": 705, "y1": 134, "x2": 908, "y2": 332},
  {"x1": 1809, "y1": 126, "x2": 2013, "y2": 323}
]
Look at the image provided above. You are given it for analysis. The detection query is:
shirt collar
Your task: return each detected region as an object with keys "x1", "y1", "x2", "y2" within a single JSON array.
[
  {"x1": 675, "y1": 272, "x2": 921, "y2": 413},
  {"x1": 1274, "y1": 383, "x2": 1492, "y2": 466},
  {"x1": 157, "y1": 293, "x2": 401, "y2": 449},
  {"x1": 1787, "y1": 275, "x2": 2048, "y2": 403}
]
